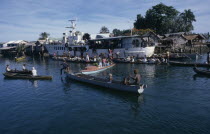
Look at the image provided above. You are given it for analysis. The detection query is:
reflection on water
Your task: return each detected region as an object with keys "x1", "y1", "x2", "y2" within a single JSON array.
[
  {"x1": 30, "y1": 80, "x2": 38, "y2": 88},
  {"x1": 1, "y1": 56, "x2": 210, "y2": 134}
]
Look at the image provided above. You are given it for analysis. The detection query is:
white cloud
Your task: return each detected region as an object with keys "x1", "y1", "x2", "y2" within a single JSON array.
[{"x1": 0, "y1": 0, "x2": 209, "y2": 42}]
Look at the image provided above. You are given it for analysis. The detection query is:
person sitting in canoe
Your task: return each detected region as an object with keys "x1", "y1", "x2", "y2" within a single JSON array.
[
  {"x1": 60, "y1": 60, "x2": 69, "y2": 74},
  {"x1": 107, "y1": 73, "x2": 113, "y2": 83},
  {"x1": 22, "y1": 64, "x2": 27, "y2": 71},
  {"x1": 123, "y1": 77, "x2": 130, "y2": 85},
  {"x1": 129, "y1": 69, "x2": 141, "y2": 85},
  {"x1": 32, "y1": 67, "x2": 37, "y2": 76},
  {"x1": 6, "y1": 65, "x2": 12, "y2": 72}
]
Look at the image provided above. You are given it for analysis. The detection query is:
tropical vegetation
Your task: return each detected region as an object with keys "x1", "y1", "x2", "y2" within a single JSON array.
[
  {"x1": 134, "y1": 3, "x2": 196, "y2": 35},
  {"x1": 39, "y1": 32, "x2": 50, "y2": 40},
  {"x1": 100, "y1": 26, "x2": 110, "y2": 33}
]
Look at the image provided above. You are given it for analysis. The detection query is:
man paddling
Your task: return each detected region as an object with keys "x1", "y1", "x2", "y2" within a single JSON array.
[
  {"x1": 123, "y1": 69, "x2": 141, "y2": 85},
  {"x1": 22, "y1": 64, "x2": 27, "y2": 71},
  {"x1": 60, "y1": 60, "x2": 69, "y2": 75},
  {"x1": 130, "y1": 69, "x2": 141, "y2": 85}
]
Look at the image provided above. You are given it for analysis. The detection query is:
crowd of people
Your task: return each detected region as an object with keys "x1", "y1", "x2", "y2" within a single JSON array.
[{"x1": 122, "y1": 55, "x2": 168, "y2": 64}]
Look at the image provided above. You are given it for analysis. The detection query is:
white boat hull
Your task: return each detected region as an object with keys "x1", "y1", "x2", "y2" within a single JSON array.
[
  {"x1": 45, "y1": 45, "x2": 155, "y2": 58},
  {"x1": 81, "y1": 64, "x2": 115, "y2": 74}
]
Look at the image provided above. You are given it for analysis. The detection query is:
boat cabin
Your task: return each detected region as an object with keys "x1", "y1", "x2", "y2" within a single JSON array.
[{"x1": 88, "y1": 35, "x2": 148, "y2": 49}]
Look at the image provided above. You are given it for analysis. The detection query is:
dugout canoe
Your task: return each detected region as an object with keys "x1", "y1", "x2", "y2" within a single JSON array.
[
  {"x1": 169, "y1": 61, "x2": 210, "y2": 67},
  {"x1": 112, "y1": 58, "x2": 165, "y2": 65},
  {"x1": 66, "y1": 73, "x2": 146, "y2": 94},
  {"x1": 15, "y1": 56, "x2": 26, "y2": 62},
  {"x1": 3, "y1": 72, "x2": 52, "y2": 80},
  {"x1": 193, "y1": 67, "x2": 210, "y2": 76}
]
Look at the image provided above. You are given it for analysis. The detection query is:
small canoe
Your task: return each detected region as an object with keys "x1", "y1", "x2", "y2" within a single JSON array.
[
  {"x1": 66, "y1": 73, "x2": 146, "y2": 94},
  {"x1": 15, "y1": 56, "x2": 26, "y2": 62},
  {"x1": 193, "y1": 67, "x2": 210, "y2": 76},
  {"x1": 169, "y1": 61, "x2": 210, "y2": 67},
  {"x1": 3, "y1": 73, "x2": 52, "y2": 80},
  {"x1": 112, "y1": 58, "x2": 165, "y2": 65},
  {"x1": 81, "y1": 64, "x2": 115, "y2": 74}
]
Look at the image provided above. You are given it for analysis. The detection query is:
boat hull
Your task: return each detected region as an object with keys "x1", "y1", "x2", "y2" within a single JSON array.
[
  {"x1": 66, "y1": 73, "x2": 145, "y2": 94},
  {"x1": 169, "y1": 61, "x2": 210, "y2": 67},
  {"x1": 15, "y1": 56, "x2": 26, "y2": 62},
  {"x1": 45, "y1": 44, "x2": 155, "y2": 58},
  {"x1": 3, "y1": 73, "x2": 52, "y2": 80},
  {"x1": 81, "y1": 64, "x2": 115, "y2": 74},
  {"x1": 193, "y1": 67, "x2": 210, "y2": 76}
]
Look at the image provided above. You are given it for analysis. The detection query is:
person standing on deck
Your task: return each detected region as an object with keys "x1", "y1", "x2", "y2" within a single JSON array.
[
  {"x1": 130, "y1": 69, "x2": 141, "y2": 85},
  {"x1": 98, "y1": 56, "x2": 102, "y2": 67},
  {"x1": 85, "y1": 53, "x2": 90, "y2": 62},
  {"x1": 102, "y1": 57, "x2": 107, "y2": 66},
  {"x1": 53, "y1": 52, "x2": 56, "y2": 58},
  {"x1": 68, "y1": 51, "x2": 71, "y2": 58},
  {"x1": 60, "y1": 60, "x2": 69, "y2": 74}
]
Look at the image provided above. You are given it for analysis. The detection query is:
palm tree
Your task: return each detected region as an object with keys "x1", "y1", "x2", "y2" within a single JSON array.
[
  {"x1": 180, "y1": 9, "x2": 196, "y2": 31},
  {"x1": 100, "y1": 26, "x2": 109, "y2": 33},
  {"x1": 39, "y1": 32, "x2": 50, "y2": 40}
]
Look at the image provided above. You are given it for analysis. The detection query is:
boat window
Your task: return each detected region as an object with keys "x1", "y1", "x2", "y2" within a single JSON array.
[{"x1": 132, "y1": 39, "x2": 140, "y2": 47}]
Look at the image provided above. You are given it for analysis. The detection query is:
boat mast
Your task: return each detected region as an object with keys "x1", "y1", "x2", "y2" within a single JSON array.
[{"x1": 66, "y1": 19, "x2": 76, "y2": 36}]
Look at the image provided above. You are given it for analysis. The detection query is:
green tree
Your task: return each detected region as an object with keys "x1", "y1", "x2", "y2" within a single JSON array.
[
  {"x1": 112, "y1": 29, "x2": 122, "y2": 36},
  {"x1": 100, "y1": 26, "x2": 109, "y2": 33},
  {"x1": 145, "y1": 3, "x2": 179, "y2": 34},
  {"x1": 133, "y1": 3, "x2": 196, "y2": 34},
  {"x1": 39, "y1": 32, "x2": 50, "y2": 40},
  {"x1": 134, "y1": 14, "x2": 146, "y2": 29},
  {"x1": 83, "y1": 33, "x2": 91, "y2": 40}
]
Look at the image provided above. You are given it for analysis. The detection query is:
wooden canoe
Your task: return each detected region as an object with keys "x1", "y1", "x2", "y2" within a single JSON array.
[
  {"x1": 15, "y1": 56, "x2": 26, "y2": 62},
  {"x1": 193, "y1": 67, "x2": 210, "y2": 76},
  {"x1": 81, "y1": 64, "x2": 115, "y2": 74},
  {"x1": 3, "y1": 72, "x2": 52, "y2": 80},
  {"x1": 112, "y1": 58, "x2": 165, "y2": 65},
  {"x1": 66, "y1": 73, "x2": 146, "y2": 94},
  {"x1": 169, "y1": 61, "x2": 210, "y2": 67}
]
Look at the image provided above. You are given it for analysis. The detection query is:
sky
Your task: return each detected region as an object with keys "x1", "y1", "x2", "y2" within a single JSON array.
[{"x1": 0, "y1": 0, "x2": 209, "y2": 42}]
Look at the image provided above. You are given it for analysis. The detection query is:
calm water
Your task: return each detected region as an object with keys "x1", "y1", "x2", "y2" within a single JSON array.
[{"x1": 0, "y1": 56, "x2": 210, "y2": 134}]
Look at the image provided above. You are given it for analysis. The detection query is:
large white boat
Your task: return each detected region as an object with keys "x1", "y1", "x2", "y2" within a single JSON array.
[{"x1": 45, "y1": 20, "x2": 155, "y2": 58}]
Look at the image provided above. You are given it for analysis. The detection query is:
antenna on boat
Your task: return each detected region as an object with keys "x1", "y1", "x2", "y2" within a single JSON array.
[{"x1": 66, "y1": 19, "x2": 77, "y2": 35}]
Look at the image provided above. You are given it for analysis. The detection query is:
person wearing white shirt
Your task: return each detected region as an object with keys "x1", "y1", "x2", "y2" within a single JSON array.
[
  {"x1": 22, "y1": 64, "x2": 26, "y2": 71},
  {"x1": 32, "y1": 67, "x2": 37, "y2": 76},
  {"x1": 86, "y1": 53, "x2": 90, "y2": 62},
  {"x1": 6, "y1": 65, "x2": 11, "y2": 72}
]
